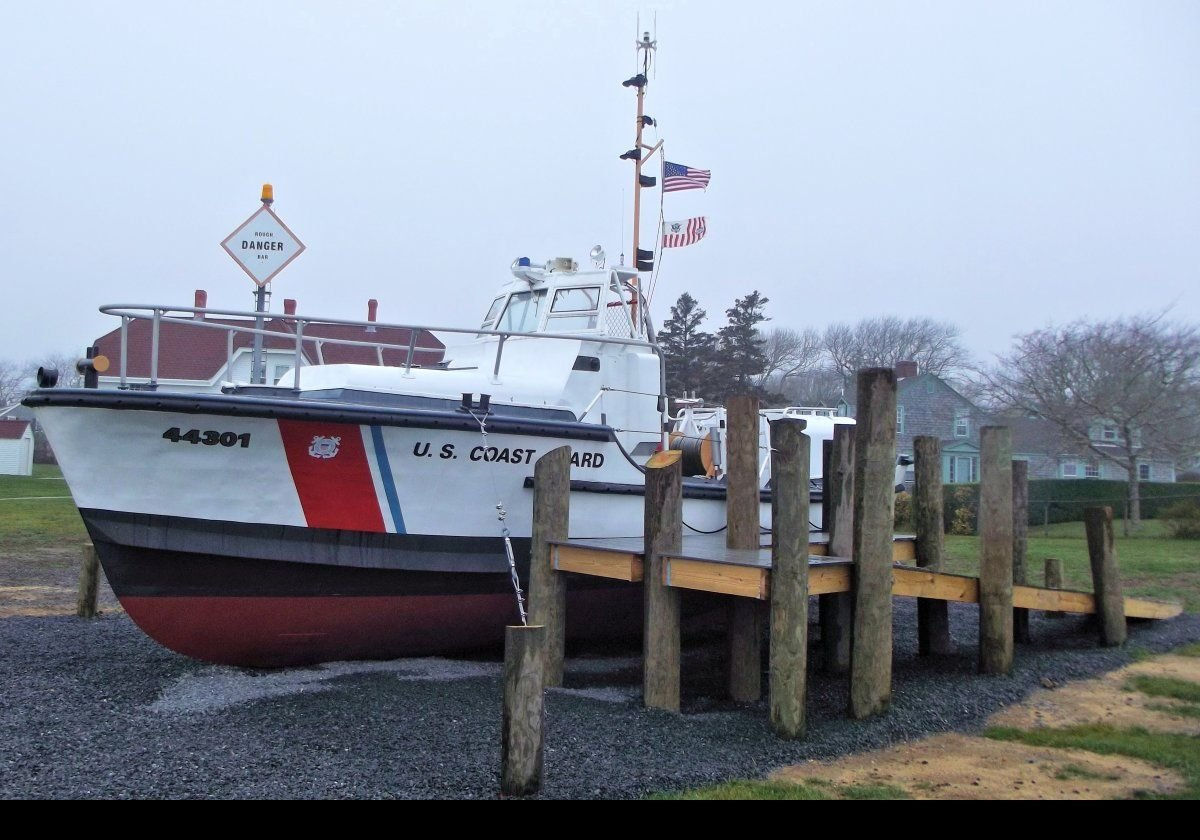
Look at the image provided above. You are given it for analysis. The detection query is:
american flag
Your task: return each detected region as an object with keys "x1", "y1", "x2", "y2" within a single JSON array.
[
  {"x1": 661, "y1": 216, "x2": 707, "y2": 248},
  {"x1": 663, "y1": 161, "x2": 711, "y2": 192}
]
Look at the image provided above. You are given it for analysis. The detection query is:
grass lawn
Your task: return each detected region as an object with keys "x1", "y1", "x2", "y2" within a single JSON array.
[
  {"x1": 0, "y1": 464, "x2": 86, "y2": 551},
  {"x1": 985, "y1": 724, "x2": 1200, "y2": 800},
  {"x1": 943, "y1": 520, "x2": 1200, "y2": 612}
]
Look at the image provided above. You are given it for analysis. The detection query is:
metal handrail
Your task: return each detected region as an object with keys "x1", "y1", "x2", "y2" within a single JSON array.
[{"x1": 99, "y1": 302, "x2": 658, "y2": 391}]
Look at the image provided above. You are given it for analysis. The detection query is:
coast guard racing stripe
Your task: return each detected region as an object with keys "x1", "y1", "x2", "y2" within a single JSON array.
[{"x1": 278, "y1": 419, "x2": 385, "y2": 532}]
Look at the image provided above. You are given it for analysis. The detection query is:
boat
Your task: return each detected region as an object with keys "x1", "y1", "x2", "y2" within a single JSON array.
[{"x1": 25, "y1": 36, "x2": 878, "y2": 667}]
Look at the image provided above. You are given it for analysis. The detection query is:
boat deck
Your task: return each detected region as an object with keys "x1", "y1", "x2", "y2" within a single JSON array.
[{"x1": 549, "y1": 534, "x2": 1181, "y2": 620}]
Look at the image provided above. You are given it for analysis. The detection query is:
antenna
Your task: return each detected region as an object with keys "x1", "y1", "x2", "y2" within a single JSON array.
[{"x1": 651, "y1": 13, "x2": 658, "y2": 78}]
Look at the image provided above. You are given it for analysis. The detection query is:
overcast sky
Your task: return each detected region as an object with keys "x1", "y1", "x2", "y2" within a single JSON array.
[{"x1": 2, "y1": 1, "x2": 1196, "y2": 369}]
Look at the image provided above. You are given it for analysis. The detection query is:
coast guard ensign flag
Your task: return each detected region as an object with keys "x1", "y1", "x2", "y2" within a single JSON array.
[{"x1": 661, "y1": 217, "x2": 707, "y2": 248}]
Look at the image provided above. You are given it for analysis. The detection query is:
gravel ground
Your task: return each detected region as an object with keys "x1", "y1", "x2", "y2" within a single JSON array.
[{"x1": 2, "y1": 602, "x2": 1198, "y2": 799}]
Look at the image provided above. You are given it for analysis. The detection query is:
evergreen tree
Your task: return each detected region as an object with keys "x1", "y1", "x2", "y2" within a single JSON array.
[
  {"x1": 713, "y1": 291, "x2": 771, "y2": 401},
  {"x1": 656, "y1": 292, "x2": 718, "y2": 398}
]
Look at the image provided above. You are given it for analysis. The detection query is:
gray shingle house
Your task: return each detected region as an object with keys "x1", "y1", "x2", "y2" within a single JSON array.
[{"x1": 841, "y1": 362, "x2": 1177, "y2": 484}]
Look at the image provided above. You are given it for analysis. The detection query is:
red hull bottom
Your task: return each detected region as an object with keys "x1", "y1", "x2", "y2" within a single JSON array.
[{"x1": 120, "y1": 589, "x2": 644, "y2": 668}]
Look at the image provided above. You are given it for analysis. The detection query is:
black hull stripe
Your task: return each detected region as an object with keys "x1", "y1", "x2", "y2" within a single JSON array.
[
  {"x1": 81, "y1": 509, "x2": 527, "y2": 574},
  {"x1": 24, "y1": 388, "x2": 612, "y2": 442},
  {"x1": 98, "y1": 543, "x2": 541, "y2": 598}
]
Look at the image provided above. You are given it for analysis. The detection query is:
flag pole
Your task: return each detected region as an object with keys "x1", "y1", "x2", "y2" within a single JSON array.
[{"x1": 631, "y1": 38, "x2": 648, "y2": 329}]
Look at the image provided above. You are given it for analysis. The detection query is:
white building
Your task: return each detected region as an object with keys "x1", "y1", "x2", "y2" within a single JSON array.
[{"x1": 0, "y1": 419, "x2": 34, "y2": 476}]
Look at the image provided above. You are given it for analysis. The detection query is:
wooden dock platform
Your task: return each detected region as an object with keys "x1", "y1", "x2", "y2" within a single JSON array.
[
  {"x1": 550, "y1": 534, "x2": 1181, "y2": 620},
  {"x1": 500, "y1": 374, "x2": 1188, "y2": 792}
]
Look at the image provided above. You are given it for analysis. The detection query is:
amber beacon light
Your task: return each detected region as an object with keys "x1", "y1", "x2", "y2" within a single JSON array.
[{"x1": 261, "y1": 183, "x2": 274, "y2": 205}]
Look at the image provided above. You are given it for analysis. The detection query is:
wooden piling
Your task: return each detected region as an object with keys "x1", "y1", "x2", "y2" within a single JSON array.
[
  {"x1": 849, "y1": 368, "x2": 897, "y2": 719},
  {"x1": 768, "y1": 419, "x2": 810, "y2": 738},
  {"x1": 820, "y1": 423, "x2": 854, "y2": 674},
  {"x1": 725, "y1": 394, "x2": 761, "y2": 551},
  {"x1": 913, "y1": 436, "x2": 952, "y2": 656},
  {"x1": 1011, "y1": 460, "x2": 1031, "y2": 643},
  {"x1": 726, "y1": 394, "x2": 763, "y2": 703},
  {"x1": 643, "y1": 449, "x2": 683, "y2": 712},
  {"x1": 527, "y1": 446, "x2": 571, "y2": 686},
  {"x1": 979, "y1": 426, "x2": 1014, "y2": 675},
  {"x1": 821, "y1": 439, "x2": 833, "y2": 535},
  {"x1": 1044, "y1": 558, "x2": 1065, "y2": 619},
  {"x1": 500, "y1": 624, "x2": 546, "y2": 797},
  {"x1": 1084, "y1": 507, "x2": 1127, "y2": 646},
  {"x1": 77, "y1": 542, "x2": 99, "y2": 619}
]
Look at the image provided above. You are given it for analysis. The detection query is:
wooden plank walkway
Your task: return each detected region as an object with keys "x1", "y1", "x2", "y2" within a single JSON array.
[{"x1": 550, "y1": 535, "x2": 1181, "y2": 621}]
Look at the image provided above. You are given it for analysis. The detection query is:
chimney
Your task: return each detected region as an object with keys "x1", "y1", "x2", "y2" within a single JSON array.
[
  {"x1": 283, "y1": 298, "x2": 297, "y2": 316},
  {"x1": 895, "y1": 360, "x2": 919, "y2": 379},
  {"x1": 194, "y1": 289, "x2": 207, "y2": 320},
  {"x1": 367, "y1": 299, "x2": 378, "y2": 333}
]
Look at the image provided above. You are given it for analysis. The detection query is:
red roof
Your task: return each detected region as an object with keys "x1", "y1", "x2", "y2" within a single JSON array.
[
  {"x1": 0, "y1": 420, "x2": 31, "y2": 440},
  {"x1": 94, "y1": 315, "x2": 445, "y2": 381}
]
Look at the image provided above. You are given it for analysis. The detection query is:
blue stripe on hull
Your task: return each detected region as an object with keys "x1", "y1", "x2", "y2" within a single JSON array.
[{"x1": 369, "y1": 425, "x2": 407, "y2": 534}]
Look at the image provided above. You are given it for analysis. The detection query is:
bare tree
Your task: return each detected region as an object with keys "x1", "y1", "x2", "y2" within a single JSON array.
[
  {"x1": 754, "y1": 327, "x2": 822, "y2": 392},
  {"x1": 986, "y1": 313, "x2": 1200, "y2": 532},
  {"x1": 777, "y1": 366, "x2": 846, "y2": 406},
  {"x1": 0, "y1": 360, "x2": 31, "y2": 407},
  {"x1": 823, "y1": 316, "x2": 970, "y2": 386}
]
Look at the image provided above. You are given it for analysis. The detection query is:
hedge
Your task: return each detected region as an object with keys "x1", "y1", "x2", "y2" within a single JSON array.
[{"x1": 940, "y1": 480, "x2": 1200, "y2": 532}]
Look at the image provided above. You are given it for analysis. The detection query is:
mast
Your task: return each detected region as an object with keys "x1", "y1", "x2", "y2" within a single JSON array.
[{"x1": 621, "y1": 31, "x2": 661, "y2": 331}]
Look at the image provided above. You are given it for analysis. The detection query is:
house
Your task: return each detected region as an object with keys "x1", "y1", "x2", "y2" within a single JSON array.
[
  {"x1": 843, "y1": 361, "x2": 1177, "y2": 484},
  {"x1": 94, "y1": 290, "x2": 445, "y2": 392},
  {"x1": 1010, "y1": 415, "x2": 1177, "y2": 483},
  {"x1": 841, "y1": 361, "x2": 993, "y2": 484},
  {"x1": 0, "y1": 419, "x2": 34, "y2": 476}
]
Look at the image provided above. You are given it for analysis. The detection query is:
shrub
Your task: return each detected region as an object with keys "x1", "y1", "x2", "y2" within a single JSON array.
[
  {"x1": 893, "y1": 491, "x2": 912, "y2": 531},
  {"x1": 943, "y1": 479, "x2": 1200, "y2": 527},
  {"x1": 948, "y1": 486, "x2": 976, "y2": 535},
  {"x1": 1162, "y1": 500, "x2": 1200, "y2": 539}
]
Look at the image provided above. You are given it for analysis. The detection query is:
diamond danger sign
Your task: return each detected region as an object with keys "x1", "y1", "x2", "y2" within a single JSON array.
[{"x1": 221, "y1": 205, "x2": 306, "y2": 287}]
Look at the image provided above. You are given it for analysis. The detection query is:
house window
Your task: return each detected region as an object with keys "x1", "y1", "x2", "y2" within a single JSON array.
[
  {"x1": 949, "y1": 456, "x2": 978, "y2": 483},
  {"x1": 1139, "y1": 463, "x2": 1151, "y2": 481},
  {"x1": 896, "y1": 405, "x2": 905, "y2": 434},
  {"x1": 1102, "y1": 425, "x2": 1118, "y2": 442},
  {"x1": 1061, "y1": 461, "x2": 1078, "y2": 478},
  {"x1": 1084, "y1": 462, "x2": 1100, "y2": 479},
  {"x1": 273, "y1": 364, "x2": 291, "y2": 385},
  {"x1": 954, "y1": 412, "x2": 969, "y2": 438}
]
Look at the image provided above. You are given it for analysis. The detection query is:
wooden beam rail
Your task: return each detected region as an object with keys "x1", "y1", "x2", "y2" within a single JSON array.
[{"x1": 549, "y1": 539, "x2": 1181, "y2": 620}]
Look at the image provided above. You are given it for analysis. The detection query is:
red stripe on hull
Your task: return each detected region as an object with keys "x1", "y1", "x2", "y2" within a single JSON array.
[
  {"x1": 277, "y1": 419, "x2": 384, "y2": 532},
  {"x1": 120, "y1": 590, "x2": 642, "y2": 668}
]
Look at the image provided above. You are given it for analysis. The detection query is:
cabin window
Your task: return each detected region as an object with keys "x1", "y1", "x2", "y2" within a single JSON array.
[
  {"x1": 547, "y1": 286, "x2": 601, "y2": 331},
  {"x1": 497, "y1": 290, "x2": 547, "y2": 333},
  {"x1": 552, "y1": 287, "x2": 600, "y2": 312},
  {"x1": 479, "y1": 297, "x2": 505, "y2": 330}
]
